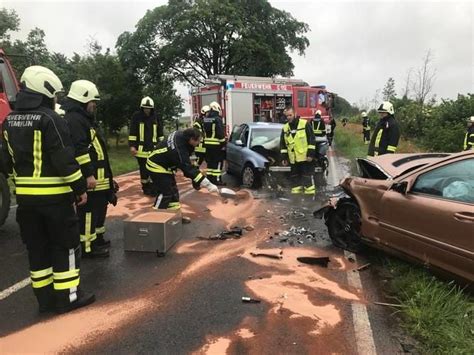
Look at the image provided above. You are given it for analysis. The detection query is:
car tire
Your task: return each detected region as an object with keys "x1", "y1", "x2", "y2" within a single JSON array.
[
  {"x1": 0, "y1": 174, "x2": 11, "y2": 227},
  {"x1": 241, "y1": 164, "x2": 261, "y2": 189},
  {"x1": 327, "y1": 199, "x2": 364, "y2": 253}
]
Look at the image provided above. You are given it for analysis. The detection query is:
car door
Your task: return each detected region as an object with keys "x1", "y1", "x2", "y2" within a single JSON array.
[
  {"x1": 377, "y1": 157, "x2": 474, "y2": 281},
  {"x1": 226, "y1": 125, "x2": 245, "y2": 173}
]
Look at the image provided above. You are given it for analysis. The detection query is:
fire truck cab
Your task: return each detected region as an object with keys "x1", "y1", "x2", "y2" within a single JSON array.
[{"x1": 191, "y1": 75, "x2": 334, "y2": 134}]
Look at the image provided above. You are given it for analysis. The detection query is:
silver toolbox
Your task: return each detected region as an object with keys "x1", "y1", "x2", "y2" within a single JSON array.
[{"x1": 124, "y1": 210, "x2": 182, "y2": 255}]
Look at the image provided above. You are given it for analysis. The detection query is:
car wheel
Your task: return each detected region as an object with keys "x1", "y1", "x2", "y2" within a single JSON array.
[
  {"x1": 327, "y1": 199, "x2": 364, "y2": 252},
  {"x1": 0, "y1": 174, "x2": 11, "y2": 227},
  {"x1": 241, "y1": 164, "x2": 261, "y2": 189}
]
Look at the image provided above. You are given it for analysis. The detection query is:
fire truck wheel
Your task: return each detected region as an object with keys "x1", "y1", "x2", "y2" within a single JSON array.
[
  {"x1": 0, "y1": 174, "x2": 11, "y2": 227},
  {"x1": 241, "y1": 164, "x2": 261, "y2": 189}
]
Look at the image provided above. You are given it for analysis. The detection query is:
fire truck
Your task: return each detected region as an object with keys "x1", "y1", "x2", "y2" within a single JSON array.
[
  {"x1": 0, "y1": 49, "x2": 19, "y2": 226},
  {"x1": 190, "y1": 75, "x2": 334, "y2": 133}
]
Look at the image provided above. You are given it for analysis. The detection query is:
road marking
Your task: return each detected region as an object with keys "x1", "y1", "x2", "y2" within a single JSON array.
[
  {"x1": 0, "y1": 278, "x2": 31, "y2": 301},
  {"x1": 328, "y1": 146, "x2": 377, "y2": 355}
]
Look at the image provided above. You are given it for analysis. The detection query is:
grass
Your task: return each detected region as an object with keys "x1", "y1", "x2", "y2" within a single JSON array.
[
  {"x1": 335, "y1": 124, "x2": 474, "y2": 354},
  {"x1": 107, "y1": 143, "x2": 138, "y2": 176},
  {"x1": 381, "y1": 257, "x2": 474, "y2": 354}
]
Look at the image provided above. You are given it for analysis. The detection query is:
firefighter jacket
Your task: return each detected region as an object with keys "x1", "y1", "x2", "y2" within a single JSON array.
[
  {"x1": 128, "y1": 109, "x2": 164, "y2": 158},
  {"x1": 146, "y1": 131, "x2": 205, "y2": 187},
  {"x1": 464, "y1": 126, "x2": 474, "y2": 151},
  {"x1": 63, "y1": 99, "x2": 113, "y2": 192},
  {"x1": 280, "y1": 118, "x2": 316, "y2": 164},
  {"x1": 363, "y1": 117, "x2": 370, "y2": 131},
  {"x1": 1, "y1": 90, "x2": 87, "y2": 205},
  {"x1": 368, "y1": 115, "x2": 400, "y2": 156},
  {"x1": 193, "y1": 115, "x2": 206, "y2": 153},
  {"x1": 202, "y1": 111, "x2": 225, "y2": 148},
  {"x1": 312, "y1": 115, "x2": 326, "y2": 138}
]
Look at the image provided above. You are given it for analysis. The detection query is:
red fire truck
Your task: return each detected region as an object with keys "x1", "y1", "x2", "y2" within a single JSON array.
[{"x1": 190, "y1": 75, "x2": 334, "y2": 133}]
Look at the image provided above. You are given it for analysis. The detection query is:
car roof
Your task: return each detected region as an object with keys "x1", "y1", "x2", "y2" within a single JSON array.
[{"x1": 245, "y1": 122, "x2": 283, "y2": 129}]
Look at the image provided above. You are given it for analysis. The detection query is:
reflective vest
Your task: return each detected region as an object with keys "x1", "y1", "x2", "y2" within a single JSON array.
[
  {"x1": 464, "y1": 128, "x2": 474, "y2": 150},
  {"x1": 89, "y1": 128, "x2": 111, "y2": 192},
  {"x1": 193, "y1": 118, "x2": 206, "y2": 153},
  {"x1": 312, "y1": 120, "x2": 325, "y2": 137},
  {"x1": 283, "y1": 119, "x2": 310, "y2": 164}
]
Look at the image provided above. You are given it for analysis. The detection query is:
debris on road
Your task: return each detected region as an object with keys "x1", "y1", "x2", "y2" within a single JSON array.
[
  {"x1": 353, "y1": 263, "x2": 371, "y2": 272},
  {"x1": 197, "y1": 227, "x2": 244, "y2": 241},
  {"x1": 250, "y1": 252, "x2": 283, "y2": 260},
  {"x1": 297, "y1": 256, "x2": 331, "y2": 267},
  {"x1": 182, "y1": 216, "x2": 192, "y2": 224},
  {"x1": 244, "y1": 225, "x2": 255, "y2": 231},
  {"x1": 374, "y1": 301, "x2": 403, "y2": 308},
  {"x1": 242, "y1": 296, "x2": 261, "y2": 304}
]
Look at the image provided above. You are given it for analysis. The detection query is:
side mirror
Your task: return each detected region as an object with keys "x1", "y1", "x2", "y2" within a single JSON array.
[
  {"x1": 391, "y1": 181, "x2": 408, "y2": 194},
  {"x1": 235, "y1": 139, "x2": 245, "y2": 146}
]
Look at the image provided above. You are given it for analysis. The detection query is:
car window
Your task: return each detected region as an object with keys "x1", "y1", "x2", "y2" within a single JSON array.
[
  {"x1": 411, "y1": 159, "x2": 474, "y2": 203},
  {"x1": 250, "y1": 128, "x2": 281, "y2": 150},
  {"x1": 230, "y1": 125, "x2": 244, "y2": 143},
  {"x1": 297, "y1": 91, "x2": 307, "y2": 108},
  {"x1": 240, "y1": 127, "x2": 249, "y2": 146}
]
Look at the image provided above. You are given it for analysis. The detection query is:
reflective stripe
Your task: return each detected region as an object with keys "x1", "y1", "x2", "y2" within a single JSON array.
[
  {"x1": 31, "y1": 268, "x2": 53, "y2": 288},
  {"x1": 159, "y1": 136, "x2": 165, "y2": 142},
  {"x1": 16, "y1": 186, "x2": 72, "y2": 195},
  {"x1": 98, "y1": 168, "x2": 105, "y2": 181},
  {"x1": 53, "y1": 269, "x2": 79, "y2": 280},
  {"x1": 89, "y1": 179, "x2": 110, "y2": 192},
  {"x1": 195, "y1": 146, "x2": 206, "y2": 153},
  {"x1": 64, "y1": 169, "x2": 82, "y2": 183},
  {"x1": 136, "y1": 150, "x2": 151, "y2": 158},
  {"x1": 146, "y1": 161, "x2": 173, "y2": 174},
  {"x1": 54, "y1": 278, "x2": 80, "y2": 290},
  {"x1": 83, "y1": 212, "x2": 93, "y2": 252},
  {"x1": 139, "y1": 123, "x2": 144, "y2": 142},
  {"x1": 308, "y1": 144, "x2": 316, "y2": 150},
  {"x1": 283, "y1": 119, "x2": 309, "y2": 163},
  {"x1": 32, "y1": 276, "x2": 53, "y2": 288},
  {"x1": 374, "y1": 129, "x2": 383, "y2": 150},
  {"x1": 193, "y1": 173, "x2": 204, "y2": 183},
  {"x1": 387, "y1": 145, "x2": 397, "y2": 152},
  {"x1": 96, "y1": 226, "x2": 106, "y2": 234},
  {"x1": 31, "y1": 268, "x2": 53, "y2": 278},
  {"x1": 15, "y1": 171, "x2": 82, "y2": 185},
  {"x1": 129, "y1": 135, "x2": 137, "y2": 141},
  {"x1": 153, "y1": 123, "x2": 157, "y2": 143},
  {"x1": 280, "y1": 149, "x2": 288, "y2": 154},
  {"x1": 76, "y1": 153, "x2": 91, "y2": 165},
  {"x1": 33, "y1": 130, "x2": 42, "y2": 178},
  {"x1": 167, "y1": 202, "x2": 181, "y2": 210},
  {"x1": 91, "y1": 129, "x2": 104, "y2": 160},
  {"x1": 291, "y1": 186, "x2": 303, "y2": 194},
  {"x1": 304, "y1": 185, "x2": 316, "y2": 195}
]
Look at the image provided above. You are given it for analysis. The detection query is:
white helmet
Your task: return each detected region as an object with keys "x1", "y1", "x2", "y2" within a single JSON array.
[
  {"x1": 468, "y1": 116, "x2": 474, "y2": 123},
  {"x1": 201, "y1": 105, "x2": 210, "y2": 115},
  {"x1": 141, "y1": 96, "x2": 154, "y2": 108},
  {"x1": 377, "y1": 101, "x2": 394, "y2": 115},
  {"x1": 67, "y1": 80, "x2": 100, "y2": 103},
  {"x1": 209, "y1": 101, "x2": 221, "y2": 114},
  {"x1": 361, "y1": 111, "x2": 368, "y2": 117},
  {"x1": 20, "y1": 65, "x2": 63, "y2": 98},
  {"x1": 315, "y1": 110, "x2": 322, "y2": 116}
]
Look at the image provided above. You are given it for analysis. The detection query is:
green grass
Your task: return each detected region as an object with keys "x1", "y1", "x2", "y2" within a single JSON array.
[
  {"x1": 334, "y1": 124, "x2": 369, "y2": 161},
  {"x1": 108, "y1": 144, "x2": 138, "y2": 176},
  {"x1": 382, "y1": 258, "x2": 474, "y2": 354}
]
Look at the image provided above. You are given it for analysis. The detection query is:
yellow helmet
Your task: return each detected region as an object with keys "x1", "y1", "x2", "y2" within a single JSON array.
[
  {"x1": 315, "y1": 110, "x2": 322, "y2": 116},
  {"x1": 20, "y1": 65, "x2": 63, "y2": 98},
  {"x1": 141, "y1": 96, "x2": 154, "y2": 108},
  {"x1": 361, "y1": 111, "x2": 368, "y2": 117},
  {"x1": 377, "y1": 101, "x2": 394, "y2": 115},
  {"x1": 209, "y1": 101, "x2": 221, "y2": 114},
  {"x1": 67, "y1": 80, "x2": 100, "y2": 103}
]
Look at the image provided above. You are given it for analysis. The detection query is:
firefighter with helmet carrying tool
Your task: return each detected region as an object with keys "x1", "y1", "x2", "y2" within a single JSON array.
[
  {"x1": 203, "y1": 101, "x2": 226, "y2": 185},
  {"x1": 146, "y1": 128, "x2": 219, "y2": 210},
  {"x1": 362, "y1": 111, "x2": 371, "y2": 145},
  {"x1": 280, "y1": 106, "x2": 317, "y2": 196},
  {"x1": 193, "y1": 105, "x2": 210, "y2": 166},
  {"x1": 1, "y1": 66, "x2": 95, "y2": 313},
  {"x1": 368, "y1": 101, "x2": 400, "y2": 156},
  {"x1": 129, "y1": 96, "x2": 164, "y2": 195},
  {"x1": 64, "y1": 80, "x2": 118, "y2": 258}
]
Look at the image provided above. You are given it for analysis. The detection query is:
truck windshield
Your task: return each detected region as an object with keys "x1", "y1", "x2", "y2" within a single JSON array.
[
  {"x1": 250, "y1": 128, "x2": 281, "y2": 150},
  {"x1": 0, "y1": 57, "x2": 18, "y2": 105}
]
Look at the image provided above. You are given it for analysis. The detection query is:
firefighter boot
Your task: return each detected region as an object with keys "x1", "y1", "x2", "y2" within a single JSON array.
[
  {"x1": 95, "y1": 233, "x2": 111, "y2": 247},
  {"x1": 82, "y1": 241, "x2": 110, "y2": 258},
  {"x1": 55, "y1": 289, "x2": 96, "y2": 314}
]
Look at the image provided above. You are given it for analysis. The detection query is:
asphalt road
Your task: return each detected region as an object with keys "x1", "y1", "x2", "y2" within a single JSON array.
[{"x1": 0, "y1": 152, "x2": 403, "y2": 354}]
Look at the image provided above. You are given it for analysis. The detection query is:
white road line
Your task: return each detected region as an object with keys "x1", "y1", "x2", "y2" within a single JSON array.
[
  {"x1": 328, "y1": 147, "x2": 377, "y2": 355},
  {"x1": 0, "y1": 278, "x2": 31, "y2": 301}
]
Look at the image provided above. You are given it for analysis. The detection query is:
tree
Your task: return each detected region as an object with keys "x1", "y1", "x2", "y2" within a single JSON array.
[
  {"x1": 412, "y1": 49, "x2": 436, "y2": 105},
  {"x1": 382, "y1": 77, "x2": 396, "y2": 101},
  {"x1": 116, "y1": 0, "x2": 309, "y2": 86},
  {"x1": 401, "y1": 68, "x2": 413, "y2": 99},
  {"x1": 0, "y1": 7, "x2": 19, "y2": 42}
]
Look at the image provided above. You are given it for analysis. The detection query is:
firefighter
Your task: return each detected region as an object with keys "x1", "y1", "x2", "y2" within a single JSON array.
[
  {"x1": 362, "y1": 111, "x2": 370, "y2": 145},
  {"x1": 193, "y1": 105, "x2": 210, "y2": 166},
  {"x1": 1, "y1": 66, "x2": 95, "y2": 313},
  {"x1": 64, "y1": 80, "x2": 117, "y2": 258},
  {"x1": 129, "y1": 96, "x2": 164, "y2": 195},
  {"x1": 280, "y1": 106, "x2": 317, "y2": 196},
  {"x1": 203, "y1": 101, "x2": 226, "y2": 185},
  {"x1": 464, "y1": 116, "x2": 474, "y2": 151},
  {"x1": 368, "y1": 101, "x2": 400, "y2": 156},
  {"x1": 146, "y1": 128, "x2": 219, "y2": 210},
  {"x1": 327, "y1": 116, "x2": 336, "y2": 146},
  {"x1": 312, "y1": 110, "x2": 326, "y2": 139}
]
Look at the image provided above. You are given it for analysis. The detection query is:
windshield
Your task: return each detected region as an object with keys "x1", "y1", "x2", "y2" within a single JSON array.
[{"x1": 250, "y1": 128, "x2": 281, "y2": 150}]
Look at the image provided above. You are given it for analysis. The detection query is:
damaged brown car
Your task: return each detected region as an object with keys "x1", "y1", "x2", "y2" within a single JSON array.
[{"x1": 315, "y1": 151, "x2": 474, "y2": 283}]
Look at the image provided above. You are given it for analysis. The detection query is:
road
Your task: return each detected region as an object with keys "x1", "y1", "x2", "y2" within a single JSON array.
[{"x1": 0, "y1": 150, "x2": 403, "y2": 354}]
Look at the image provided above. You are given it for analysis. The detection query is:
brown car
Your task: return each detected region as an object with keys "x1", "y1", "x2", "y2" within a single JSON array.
[{"x1": 315, "y1": 151, "x2": 474, "y2": 284}]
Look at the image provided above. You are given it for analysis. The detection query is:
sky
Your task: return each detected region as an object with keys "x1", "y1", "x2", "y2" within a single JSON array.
[{"x1": 3, "y1": 0, "x2": 473, "y2": 113}]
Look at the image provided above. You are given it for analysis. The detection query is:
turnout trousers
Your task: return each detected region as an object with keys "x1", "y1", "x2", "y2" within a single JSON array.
[
  {"x1": 16, "y1": 200, "x2": 81, "y2": 310},
  {"x1": 363, "y1": 130, "x2": 371, "y2": 145},
  {"x1": 77, "y1": 191, "x2": 109, "y2": 254},
  {"x1": 136, "y1": 157, "x2": 152, "y2": 192},
  {"x1": 149, "y1": 172, "x2": 181, "y2": 210},
  {"x1": 290, "y1": 161, "x2": 316, "y2": 195},
  {"x1": 205, "y1": 145, "x2": 224, "y2": 184}
]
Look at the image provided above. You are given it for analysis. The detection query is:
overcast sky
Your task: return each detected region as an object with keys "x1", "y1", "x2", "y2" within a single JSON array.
[{"x1": 3, "y1": 0, "x2": 473, "y2": 113}]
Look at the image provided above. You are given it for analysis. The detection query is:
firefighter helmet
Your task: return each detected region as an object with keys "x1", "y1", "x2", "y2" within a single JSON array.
[
  {"x1": 209, "y1": 101, "x2": 221, "y2": 114},
  {"x1": 361, "y1": 111, "x2": 368, "y2": 117},
  {"x1": 377, "y1": 101, "x2": 394, "y2": 115},
  {"x1": 141, "y1": 96, "x2": 154, "y2": 108},
  {"x1": 468, "y1": 116, "x2": 474, "y2": 123},
  {"x1": 201, "y1": 105, "x2": 210, "y2": 115},
  {"x1": 67, "y1": 80, "x2": 100, "y2": 103},
  {"x1": 20, "y1": 65, "x2": 63, "y2": 99},
  {"x1": 315, "y1": 110, "x2": 322, "y2": 116}
]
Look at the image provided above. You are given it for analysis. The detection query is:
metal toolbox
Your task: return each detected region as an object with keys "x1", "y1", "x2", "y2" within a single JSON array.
[{"x1": 123, "y1": 210, "x2": 182, "y2": 255}]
